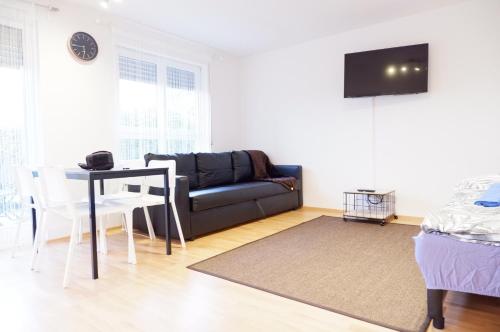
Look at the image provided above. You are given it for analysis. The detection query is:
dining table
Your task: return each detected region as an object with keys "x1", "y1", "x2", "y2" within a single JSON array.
[{"x1": 32, "y1": 167, "x2": 172, "y2": 280}]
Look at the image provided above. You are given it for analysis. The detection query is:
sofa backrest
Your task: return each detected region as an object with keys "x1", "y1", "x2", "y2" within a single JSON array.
[
  {"x1": 231, "y1": 151, "x2": 253, "y2": 182},
  {"x1": 145, "y1": 150, "x2": 255, "y2": 190},
  {"x1": 145, "y1": 152, "x2": 199, "y2": 189},
  {"x1": 196, "y1": 152, "x2": 233, "y2": 188}
]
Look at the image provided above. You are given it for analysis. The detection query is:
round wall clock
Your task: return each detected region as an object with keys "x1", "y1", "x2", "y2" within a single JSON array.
[{"x1": 68, "y1": 31, "x2": 98, "y2": 63}]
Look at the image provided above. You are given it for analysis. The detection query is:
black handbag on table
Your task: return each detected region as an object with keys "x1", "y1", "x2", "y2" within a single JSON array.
[{"x1": 78, "y1": 151, "x2": 114, "y2": 170}]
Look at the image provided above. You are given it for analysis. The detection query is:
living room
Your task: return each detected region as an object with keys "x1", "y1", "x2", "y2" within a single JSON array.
[{"x1": 0, "y1": 0, "x2": 499, "y2": 331}]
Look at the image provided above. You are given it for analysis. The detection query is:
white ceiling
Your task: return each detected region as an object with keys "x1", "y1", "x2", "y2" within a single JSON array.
[{"x1": 67, "y1": 0, "x2": 466, "y2": 56}]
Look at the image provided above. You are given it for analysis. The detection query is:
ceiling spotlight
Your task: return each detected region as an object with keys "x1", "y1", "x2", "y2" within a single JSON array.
[
  {"x1": 414, "y1": 67, "x2": 421, "y2": 72},
  {"x1": 401, "y1": 66, "x2": 408, "y2": 73},
  {"x1": 99, "y1": 0, "x2": 109, "y2": 9},
  {"x1": 386, "y1": 65, "x2": 396, "y2": 76}
]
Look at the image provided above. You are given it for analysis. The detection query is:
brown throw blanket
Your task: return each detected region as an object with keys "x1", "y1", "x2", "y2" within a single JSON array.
[{"x1": 245, "y1": 150, "x2": 296, "y2": 191}]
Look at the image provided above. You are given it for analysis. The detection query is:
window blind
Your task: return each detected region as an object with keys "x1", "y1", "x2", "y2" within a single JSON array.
[
  {"x1": 0, "y1": 24, "x2": 23, "y2": 68},
  {"x1": 167, "y1": 66, "x2": 195, "y2": 90},
  {"x1": 119, "y1": 55, "x2": 157, "y2": 84}
]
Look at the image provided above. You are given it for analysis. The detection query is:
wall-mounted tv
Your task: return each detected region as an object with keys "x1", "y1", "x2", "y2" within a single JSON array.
[{"x1": 344, "y1": 43, "x2": 428, "y2": 98}]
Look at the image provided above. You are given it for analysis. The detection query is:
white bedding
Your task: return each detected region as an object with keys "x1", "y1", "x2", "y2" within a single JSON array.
[{"x1": 421, "y1": 174, "x2": 500, "y2": 246}]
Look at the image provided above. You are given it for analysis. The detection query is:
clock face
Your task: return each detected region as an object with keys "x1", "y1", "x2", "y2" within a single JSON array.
[{"x1": 68, "y1": 32, "x2": 98, "y2": 62}]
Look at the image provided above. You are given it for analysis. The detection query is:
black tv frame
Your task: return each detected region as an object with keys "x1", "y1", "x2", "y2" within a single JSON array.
[{"x1": 344, "y1": 43, "x2": 429, "y2": 98}]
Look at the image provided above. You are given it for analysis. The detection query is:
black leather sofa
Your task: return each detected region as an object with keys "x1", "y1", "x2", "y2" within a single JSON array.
[{"x1": 133, "y1": 151, "x2": 302, "y2": 240}]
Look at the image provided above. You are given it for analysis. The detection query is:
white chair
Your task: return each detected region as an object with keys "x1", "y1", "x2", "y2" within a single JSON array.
[
  {"x1": 10, "y1": 167, "x2": 44, "y2": 258},
  {"x1": 33, "y1": 166, "x2": 136, "y2": 288},
  {"x1": 92, "y1": 160, "x2": 156, "y2": 243},
  {"x1": 98, "y1": 159, "x2": 186, "y2": 248}
]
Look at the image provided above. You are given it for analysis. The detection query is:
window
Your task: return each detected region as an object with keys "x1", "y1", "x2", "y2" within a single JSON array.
[
  {"x1": 0, "y1": 11, "x2": 37, "y2": 221},
  {"x1": 117, "y1": 49, "x2": 210, "y2": 160}
]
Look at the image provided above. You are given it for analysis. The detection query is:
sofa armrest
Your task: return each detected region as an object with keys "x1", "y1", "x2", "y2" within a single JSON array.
[
  {"x1": 273, "y1": 165, "x2": 302, "y2": 182},
  {"x1": 273, "y1": 165, "x2": 303, "y2": 207}
]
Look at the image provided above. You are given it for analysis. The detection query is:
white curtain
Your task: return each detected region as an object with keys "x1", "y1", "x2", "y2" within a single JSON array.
[
  {"x1": 118, "y1": 54, "x2": 160, "y2": 160},
  {"x1": 165, "y1": 65, "x2": 201, "y2": 153},
  {"x1": 114, "y1": 29, "x2": 211, "y2": 161},
  {"x1": 0, "y1": 1, "x2": 38, "y2": 221}
]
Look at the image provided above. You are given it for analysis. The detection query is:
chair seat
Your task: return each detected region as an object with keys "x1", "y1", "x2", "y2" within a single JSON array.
[
  {"x1": 189, "y1": 181, "x2": 288, "y2": 212},
  {"x1": 95, "y1": 192, "x2": 143, "y2": 203},
  {"x1": 49, "y1": 201, "x2": 131, "y2": 219},
  {"x1": 99, "y1": 193, "x2": 166, "y2": 208}
]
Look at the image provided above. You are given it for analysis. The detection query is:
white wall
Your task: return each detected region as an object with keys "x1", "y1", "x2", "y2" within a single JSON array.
[
  {"x1": 240, "y1": 0, "x2": 500, "y2": 216},
  {"x1": 210, "y1": 56, "x2": 242, "y2": 152},
  {"x1": 33, "y1": 0, "x2": 242, "y2": 238}
]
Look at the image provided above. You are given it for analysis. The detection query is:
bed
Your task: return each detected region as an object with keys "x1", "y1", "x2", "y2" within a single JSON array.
[
  {"x1": 414, "y1": 175, "x2": 500, "y2": 329},
  {"x1": 414, "y1": 232, "x2": 500, "y2": 328}
]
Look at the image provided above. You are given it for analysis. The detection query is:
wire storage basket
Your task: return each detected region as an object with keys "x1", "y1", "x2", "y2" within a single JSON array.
[{"x1": 343, "y1": 190, "x2": 397, "y2": 225}]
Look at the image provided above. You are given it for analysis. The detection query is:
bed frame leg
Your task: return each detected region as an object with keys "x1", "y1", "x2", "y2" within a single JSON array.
[{"x1": 427, "y1": 289, "x2": 445, "y2": 329}]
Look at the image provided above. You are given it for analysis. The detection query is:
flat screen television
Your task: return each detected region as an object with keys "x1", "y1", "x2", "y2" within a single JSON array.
[{"x1": 344, "y1": 43, "x2": 428, "y2": 98}]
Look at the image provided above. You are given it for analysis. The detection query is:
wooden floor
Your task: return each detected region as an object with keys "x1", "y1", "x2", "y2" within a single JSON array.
[{"x1": 1, "y1": 207, "x2": 498, "y2": 332}]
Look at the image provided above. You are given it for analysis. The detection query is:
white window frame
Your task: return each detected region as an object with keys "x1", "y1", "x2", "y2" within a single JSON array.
[{"x1": 116, "y1": 46, "x2": 211, "y2": 161}]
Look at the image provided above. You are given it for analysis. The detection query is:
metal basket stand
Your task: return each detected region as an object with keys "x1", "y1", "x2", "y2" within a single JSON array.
[{"x1": 343, "y1": 190, "x2": 397, "y2": 226}]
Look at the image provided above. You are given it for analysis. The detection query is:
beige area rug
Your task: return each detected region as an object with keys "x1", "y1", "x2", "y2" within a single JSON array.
[{"x1": 189, "y1": 216, "x2": 429, "y2": 332}]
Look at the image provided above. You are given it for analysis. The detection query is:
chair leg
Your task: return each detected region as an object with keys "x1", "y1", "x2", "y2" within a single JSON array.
[
  {"x1": 99, "y1": 215, "x2": 108, "y2": 255},
  {"x1": 125, "y1": 211, "x2": 136, "y2": 264},
  {"x1": 11, "y1": 221, "x2": 23, "y2": 258},
  {"x1": 143, "y1": 207, "x2": 156, "y2": 240},
  {"x1": 63, "y1": 218, "x2": 79, "y2": 288},
  {"x1": 78, "y1": 216, "x2": 83, "y2": 244},
  {"x1": 171, "y1": 202, "x2": 186, "y2": 248},
  {"x1": 31, "y1": 212, "x2": 47, "y2": 271},
  {"x1": 121, "y1": 213, "x2": 127, "y2": 232}
]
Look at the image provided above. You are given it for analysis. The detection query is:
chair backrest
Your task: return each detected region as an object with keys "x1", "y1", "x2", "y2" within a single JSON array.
[
  {"x1": 37, "y1": 166, "x2": 72, "y2": 209},
  {"x1": 117, "y1": 160, "x2": 147, "y2": 188},
  {"x1": 147, "y1": 160, "x2": 176, "y2": 201},
  {"x1": 15, "y1": 167, "x2": 40, "y2": 208}
]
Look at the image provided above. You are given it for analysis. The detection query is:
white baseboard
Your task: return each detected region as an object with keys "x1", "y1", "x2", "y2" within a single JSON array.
[{"x1": 0, "y1": 213, "x2": 123, "y2": 251}]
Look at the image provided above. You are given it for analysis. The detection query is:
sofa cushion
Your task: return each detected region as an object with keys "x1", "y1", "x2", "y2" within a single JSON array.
[
  {"x1": 232, "y1": 151, "x2": 253, "y2": 183},
  {"x1": 145, "y1": 153, "x2": 198, "y2": 189},
  {"x1": 196, "y1": 152, "x2": 233, "y2": 188},
  {"x1": 189, "y1": 181, "x2": 289, "y2": 212}
]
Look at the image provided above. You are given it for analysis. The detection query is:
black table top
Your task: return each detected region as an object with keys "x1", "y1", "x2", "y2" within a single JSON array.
[{"x1": 33, "y1": 167, "x2": 169, "y2": 180}]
